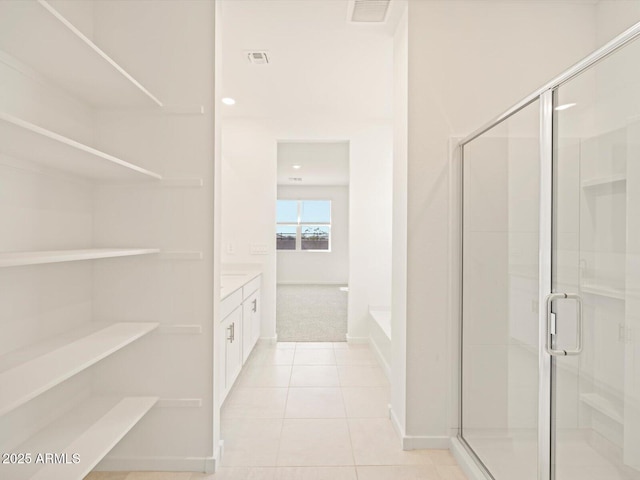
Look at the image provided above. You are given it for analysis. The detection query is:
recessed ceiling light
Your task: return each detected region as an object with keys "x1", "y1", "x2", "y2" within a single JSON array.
[
  {"x1": 555, "y1": 103, "x2": 576, "y2": 111},
  {"x1": 222, "y1": 97, "x2": 236, "y2": 106},
  {"x1": 292, "y1": 164, "x2": 302, "y2": 169}
]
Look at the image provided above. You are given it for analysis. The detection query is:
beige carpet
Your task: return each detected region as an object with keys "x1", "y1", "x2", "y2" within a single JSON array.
[{"x1": 276, "y1": 284, "x2": 348, "y2": 342}]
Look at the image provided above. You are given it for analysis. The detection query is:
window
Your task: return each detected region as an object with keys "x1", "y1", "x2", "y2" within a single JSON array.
[{"x1": 277, "y1": 200, "x2": 331, "y2": 251}]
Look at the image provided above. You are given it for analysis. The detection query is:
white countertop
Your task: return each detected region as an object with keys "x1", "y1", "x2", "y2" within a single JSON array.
[{"x1": 220, "y1": 269, "x2": 262, "y2": 300}]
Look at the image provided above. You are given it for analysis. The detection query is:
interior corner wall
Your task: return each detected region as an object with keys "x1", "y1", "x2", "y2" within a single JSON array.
[
  {"x1": 391, "y1": 4, "x2": 408, "y2": 434},
  {"x1": 402, "y1": 0, "x2": 598, "y2": 443},
  {"x1": 213, "y1": 0, "x2": 224, "y2": 462},
  {"x1": 347, "y1": 125, "x2": 393, "y2": 340},
  {"x1": 277, "y1": 185, "x2": 349, "y2": 285}
]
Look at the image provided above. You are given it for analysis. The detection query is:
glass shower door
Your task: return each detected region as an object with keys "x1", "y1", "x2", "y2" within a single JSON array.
[
  {"x1": 460, "y1": 22, "x2": 640, "y2": 480},
  {"x1": 461, "y1": 99, "x2": 541, "y2": 480},
  {"x1": 551, "y1": 34, "x2": 640, "y2": 480}
]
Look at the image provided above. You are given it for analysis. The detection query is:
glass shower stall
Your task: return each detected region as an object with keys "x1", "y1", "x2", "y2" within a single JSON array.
[{"x1": 458, "y1": 22, "x2": 640, "y2": 480}]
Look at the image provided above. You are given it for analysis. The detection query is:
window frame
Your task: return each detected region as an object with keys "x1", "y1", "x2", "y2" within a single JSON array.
[{"x1": 276, "y1": 199, "x2": 332, "y2": 252}]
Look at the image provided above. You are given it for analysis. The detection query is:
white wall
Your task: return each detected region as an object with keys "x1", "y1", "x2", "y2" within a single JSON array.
[
  {"x1": 277, "y1": 185, "x2": 349, "y2": 285},
  {"x1": 596, "y1": 1, "x2": 640, "y2": 46},
  {"x1": 348, "y1": 125, "x2": 393, "y2": 340},
  {"x1": 221, "y1": 120, "x2": 278, "y2": 339},
  {"x1": 213, "y1": 0, "x2": 224, "y2": 460},
  {"x1": 391, "y1": 3, "x2": 408, "y2": 434},
  {"x1": 395, "y1": 0, "x2": 599, "y2": 445}
]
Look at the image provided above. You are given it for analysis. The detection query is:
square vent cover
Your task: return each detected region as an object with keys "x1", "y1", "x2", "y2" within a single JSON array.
[
  {"x1": 348, "y1": 0, "x2": 391, "y2": 23},
  {"x1": 246, "y1": 51, "x2": 269, "y2": 65}
]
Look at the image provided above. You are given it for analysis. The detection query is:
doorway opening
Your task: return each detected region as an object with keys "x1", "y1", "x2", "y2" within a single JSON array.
[
  {"x1": 276, "y1": 141, "x2": 350, "y2": 342},
  {"x1": 215, "y1": 0, "x2": 408, "y2": 472}
]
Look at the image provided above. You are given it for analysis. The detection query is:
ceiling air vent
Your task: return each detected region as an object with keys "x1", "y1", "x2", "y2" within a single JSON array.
[
  {"x1": 289, "y1": 177, "x2": 302, "y2": 182},
  {"x1": 247, "y1": 51, "x2": 269, "y2": 65},
  {"x1": 349, "y1": 0, "x2": 391, "y2": 23}
]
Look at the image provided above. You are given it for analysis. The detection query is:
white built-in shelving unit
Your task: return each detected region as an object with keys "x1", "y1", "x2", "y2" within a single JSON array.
[
  {"x1": 575, "y1": 125, "x2": 628, "y2": 456},
  {"x1": 0, "y1": 113, "x2": 162, "y2": 181},
  {"x1": 0, "y1": 0, "x2": 162, "y2": 108},
  {"x1": 0, "y1": 0, "x2": 196, "y2": 477},
  {"x1": 580, "y1": 392, "x2": 624, "y2": 425},
  {"x1": 0, "y1": 248, "x2": 160, "y2": 268},
  {"x1": 0, "y1": 323, "x2": 159, "y2": 416},
  {"x1": 2, "y1": 397, "x2": 158, "y2": 480},
  {"x1": 581, "y1": 173, "x2": 627, "y2": 189},
  {"x1": 580, "y1": 283, "x2": 625, "y2": 300}
]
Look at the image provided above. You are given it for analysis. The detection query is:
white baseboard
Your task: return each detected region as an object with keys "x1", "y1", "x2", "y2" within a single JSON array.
[
  {"x1": 368, "y1": 335, "x2": 391, "y2": 381},
  {"x1": 207, "y1": 455, "x2": 216, "y2": 474},
  {"x1": 258, "y1": 334, "x2": 278, "y2": 345},
  {"x1": 95, "y1": 455, "x2": 216, "y2": 473},
  {"x1": 389, "y1": 406, "x2": 404, "y2": 440},
  {"x1": 217, "y1": 440, "x2": 224, "y2": 471},
  {"x1": 346, "y1": 334, "x2": 368, "y2": 344},
  {"x1": 389, "y1": 407, "x2": 450, "y2": 450},
  {"x1": 450, "y1": 437, "x2": 490, "y2": 480}
]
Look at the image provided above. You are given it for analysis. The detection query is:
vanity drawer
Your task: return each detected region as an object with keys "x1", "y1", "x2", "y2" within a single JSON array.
[
  {"x1": 242, "y1": 275, "x2": 261, "y2": 300},
  {"x1": 221, "y1": 289, "x2": 243, "y2": 320}
]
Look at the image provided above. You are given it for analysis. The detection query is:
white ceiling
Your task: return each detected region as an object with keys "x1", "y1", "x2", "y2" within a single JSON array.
[
  {"x1": 219, "y1": 0, "x2": 400, "y2": 125},
  {"x1": 277, "y1": 142, "x2": 350, "y2": 186}
]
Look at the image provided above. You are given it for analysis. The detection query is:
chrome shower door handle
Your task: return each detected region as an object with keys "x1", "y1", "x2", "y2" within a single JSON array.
[{"x1": 545, "y1": 292, "x2": 583, "y2": 356}]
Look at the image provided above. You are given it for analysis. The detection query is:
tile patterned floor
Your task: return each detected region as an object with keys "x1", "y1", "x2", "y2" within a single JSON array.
[{"x1": 86, "y1": 342, "x2": 467, "y2": 480}]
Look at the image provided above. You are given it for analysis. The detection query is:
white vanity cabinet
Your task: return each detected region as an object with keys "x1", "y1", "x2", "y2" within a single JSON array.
[
  {"x1": 242, "y1": 276, "x2": 261, "y2": 364},
  {"x1": 219, "y1": 273, "x2": 261, "y2": 403}
]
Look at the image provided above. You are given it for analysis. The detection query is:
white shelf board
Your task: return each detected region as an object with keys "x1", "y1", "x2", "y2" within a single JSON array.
[
  {"x1": 581, "y1": 174, "x2": 627, "y2": 189},
  {"x1": 0, "y1": 396, "x2": 158, "y2": 480},
  {"x1": 0, "y1": 0, "x2": 162, "y2": 108},
  {"x1": 158, "y1": 250, "x2": 203, "y2": 260},
  {"x1": 581, "y1": 283, "x2": 625, "y2": 300},
  {"x1": 0, "y1": 248, "x2": 159, "y2": 268},
  {"x1": 0, "y1": 113, "x2": 162, "y2": 181},
  {"x1": 0, "y1": 322, "x2": 158, "y2": 416},
  {"x1": 580, "y1": 393, "x2": 623, "y2": 424}
]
